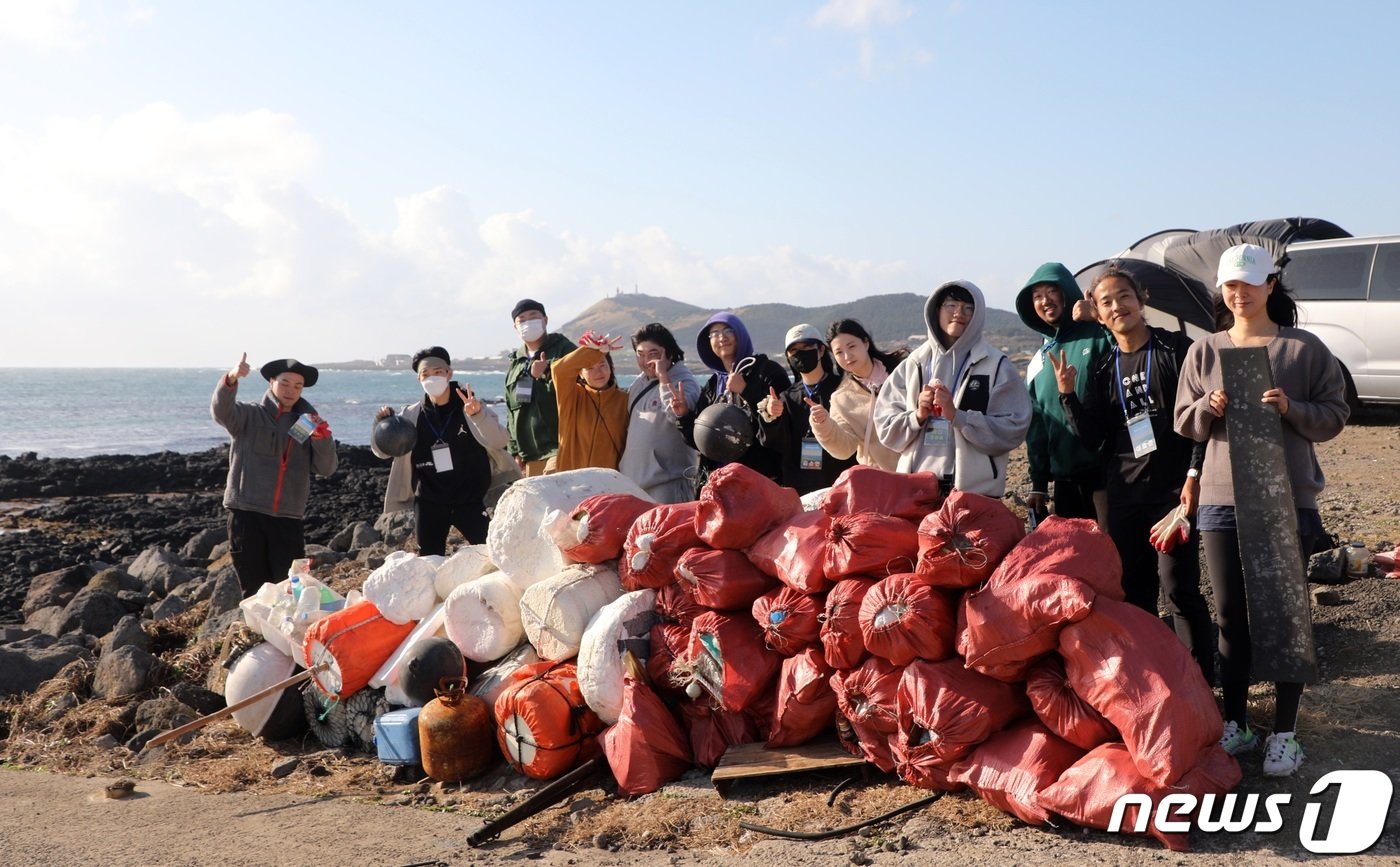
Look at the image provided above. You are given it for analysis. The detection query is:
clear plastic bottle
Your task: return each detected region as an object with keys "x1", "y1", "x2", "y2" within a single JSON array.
[{"x1": 288, "y1": 574, "x2": 303, "y2": 603}]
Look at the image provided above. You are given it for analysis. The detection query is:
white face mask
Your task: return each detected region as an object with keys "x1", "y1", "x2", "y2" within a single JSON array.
[
  {"x1": 516, "y1": 319, "x2": 545, "y2": 343},
  {"x1": 420, "y1": 376, "x2": 449, "y2": 398}
]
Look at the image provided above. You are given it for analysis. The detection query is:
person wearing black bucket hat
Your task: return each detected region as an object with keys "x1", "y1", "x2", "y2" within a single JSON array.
[
  {"x1": 212, "y1": 352, "x2": 338, "y2": 595},
  {"x1": 504, "y1": 299, "x2": 576, "y2": 476}
]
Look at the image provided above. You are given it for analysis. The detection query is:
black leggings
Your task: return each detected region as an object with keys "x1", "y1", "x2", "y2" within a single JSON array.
[
  {"x1": 415, "y1": 499, "x2": 490, "y2": 556},
  {"x1": 227, "y1": 509, "x2": 306, "y2": 596},
  {"x1": 1107, "y1": 501, "x2": 1214, "y2": 686},
  {"x1": 1051, "y1": 471, "x2": 1102, "y2": 522},
  {"x1": 1202, "y1": 528, "x2": 1317, "y2": 733}
]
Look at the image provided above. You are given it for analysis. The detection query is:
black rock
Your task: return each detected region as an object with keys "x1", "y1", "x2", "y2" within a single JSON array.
[
  {"x1": 180, "y1": 526, "x2": 227, "y2": 562},
  {"x1": 0, "y1": 640, "x2": 89, "y2": 697},
  {"x1": 102, "y1": 614, "x2": 151, "y2": 656},
  {"x1": 171, "y1": 681, "x2": 225, "y2": 716},
  {"x1": 92, "y1": 644, "x2": 163, "y2": 699},
  {"x1": 87, "y1": 567, "x2": 143, "y2": 595},
  {"x1": 128, "y1": 546, "x2": 194, "y2": 596},
  {"x1": 21, "y1": 564, "x2": 94, "y2": 621},
  {"x1": 47, "y1": 588, "x2": 128, "y2": 639}
]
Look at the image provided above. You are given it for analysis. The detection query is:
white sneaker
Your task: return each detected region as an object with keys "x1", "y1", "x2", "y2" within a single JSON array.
[
  {"x1": 1263, "y1": 731, "x2": 1305, "y2": 777},
  {"x1": 1220, "y1": 720, "x2": 1258, "y2": 756}
]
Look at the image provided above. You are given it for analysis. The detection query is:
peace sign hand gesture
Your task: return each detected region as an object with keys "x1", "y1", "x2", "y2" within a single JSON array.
[
  {"x1": 1048, "y1": 349, "x2": 1078, "y2": 395},
  {"x1": 664, "y1": 380, "x2": 689, "y2": 416},
  {"x1": 457, "y1": 384, "x2": 482, "y2": 417}
]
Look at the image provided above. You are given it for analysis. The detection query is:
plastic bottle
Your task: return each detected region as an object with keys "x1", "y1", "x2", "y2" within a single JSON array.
[
  {"x1": 1346, "y1": 541, "x2": 1372, "y2": 579},
  {"x1": 288, "y1": 574, "x2": 303, "y2": 603}
]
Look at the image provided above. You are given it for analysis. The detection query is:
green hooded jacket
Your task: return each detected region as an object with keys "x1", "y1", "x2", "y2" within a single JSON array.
[
  {"x1": 1016, "y1": 263, "x2": 1113, "y2": 491},
  {"x1": 504, "y1": 331, "x2": 577, "y2": 462}
]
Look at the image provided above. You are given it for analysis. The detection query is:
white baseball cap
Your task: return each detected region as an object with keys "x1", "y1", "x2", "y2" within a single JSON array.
[
  {"x1": 1216, "y1": 243, "x2": 1276, "y2": 287},
  {"x1": 784, "y1": 323, "x2": 824, "y2": 350}
]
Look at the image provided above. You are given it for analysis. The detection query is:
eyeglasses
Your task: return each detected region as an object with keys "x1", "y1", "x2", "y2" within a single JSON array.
[
  {"x1": 708, "y1": 327, "x2": 736, "y2": 341},
  {"x1": 940, "y1": 301, "x2": 974, "y2": 317}
]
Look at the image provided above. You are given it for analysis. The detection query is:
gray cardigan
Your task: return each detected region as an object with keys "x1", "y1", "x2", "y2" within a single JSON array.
[
  {"x1": 1174, "y1": 328, "x2": 1349, "y2": 511},
  {"x1": 211, "y1": 378, "x2": 338, "y2": 520}
]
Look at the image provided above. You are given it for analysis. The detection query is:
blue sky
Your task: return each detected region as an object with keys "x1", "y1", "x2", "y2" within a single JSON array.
[{"x1": 2, "y1": 1, "x2": 1397, "y2": 366}]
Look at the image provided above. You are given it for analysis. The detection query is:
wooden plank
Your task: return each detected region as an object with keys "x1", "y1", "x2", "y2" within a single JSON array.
[
  {"x1": 1221, "y1": 347, "x2": 1318, "y2": 683},
  {"x1": 711, "y1": 738, "x2": 867, "y2": 795}
]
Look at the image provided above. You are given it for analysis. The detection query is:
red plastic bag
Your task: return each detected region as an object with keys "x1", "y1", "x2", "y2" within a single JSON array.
[
  {"x1": 647, "y1": 622, "x2": 690, "y2": 696},
  {"x1": 915, "y1": 491, "x2": 1025, "y2": 588},
  {"x1": 1039, "y1": 743, "x2": 1242, "y2": 852},
  {"x1": 858, "y1": 573, "x2": 957, "y2": 666},
  {"x1": 600, "y1": 675, "x2": 692, "y2": 795},
  {"x1": 744, "y1": 509, "x2": 832, "y2": 594},
  {"x1": 825, "y1": 513, "x2": 920, "y2": 580},
  {"x1": 751, "y1": 586, "x2": 823, "y2": 656},
  {"x1": 655, "y1": 581, "x2": 703, "y2": 629},
  {"x1": 495, "y1": 661, "x2": 604, "y2": 780},
  {"x1": 1024, "y1": 657, "x2": 1117, "y2": 751},
  {"x1": 677, "y1": 611, "x2": 781, "y2": 713},
  {"x1": 556, "y1": 493, "x2": 656, "y2": 564},
  {"x1": 830, "y1": 656, "x2": 902, "y2": 772},
  {"x1": 820, "y1": 577, "x2": 875, "y2": 670},
  {"x1": 675, "y1": 547, "x2": 777, "y2": 611},
  {"x1": 766, "y1": 648, "x2": 837, "y2": 748},
  {"x1": 989, "y1": 516, "x2": 1124, "y2": 601},
  {"x1": 957, "y1": 572, "x2": 1096, "y2": 682},
  {"x1": 621, "y1": 502, "x2": 702, "y2": 591},
  {"x1": 680, "y1": 700, "x2": 761, "y2": 769},
  {"x1": 945, "y1": 719, "x2": 1085, "y2": 825},
  {"x1": 822, "y1": 465, "x2": 944, "y2": 523},
  {"x1": 1058, "y1": 599, "x2": 1221, "y2": 786},
  {"x1": 695, "y1": 463, "x2": 803, "y2": 550},
  {"x1": 893, "y1": 658, "x2": 1029, "y2": 787}
]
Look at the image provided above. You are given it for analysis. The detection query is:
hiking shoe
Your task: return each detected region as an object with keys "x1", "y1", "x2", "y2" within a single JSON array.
[
  {"x1": 1263, "y1": 731, "x2": 1305, "y2": 777},
  {"x1": 1220, "y1": 720, "x2": 1258, "y2": 756}
]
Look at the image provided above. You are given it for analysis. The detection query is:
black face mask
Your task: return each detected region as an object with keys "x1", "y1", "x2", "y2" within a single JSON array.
[{"x1": 788, "y1": 347, "x2": 822, "y2": 375}]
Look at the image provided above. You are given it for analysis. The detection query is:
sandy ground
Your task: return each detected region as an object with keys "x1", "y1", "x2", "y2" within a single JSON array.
[{"x1": 2, "y1": 411, "x2": 1398, "y2": 866}]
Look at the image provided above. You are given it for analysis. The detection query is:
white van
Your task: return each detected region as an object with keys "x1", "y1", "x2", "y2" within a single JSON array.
[{"x1": 1283, "y1": 234, "x2": 1400, "y2": 408}]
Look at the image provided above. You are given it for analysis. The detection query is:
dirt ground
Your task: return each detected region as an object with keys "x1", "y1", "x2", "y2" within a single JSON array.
[{"x1": 2, "y1": 411, "x2": 1398, "y2": 866}]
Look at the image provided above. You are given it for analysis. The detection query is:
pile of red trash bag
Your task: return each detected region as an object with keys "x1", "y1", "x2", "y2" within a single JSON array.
[{"x1": 558, "y1": 465, "x2": 1238, "y2": 850}]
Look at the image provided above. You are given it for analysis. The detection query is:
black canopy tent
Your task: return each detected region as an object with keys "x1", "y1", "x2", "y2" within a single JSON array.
[{"x1": 1159, "y1": 218, "x2": 1351, "y2": 291}]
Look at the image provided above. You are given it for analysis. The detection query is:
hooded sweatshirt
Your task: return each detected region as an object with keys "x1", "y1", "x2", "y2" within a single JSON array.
[
  {"x1": 1016, "y1": 263, "x2": 1113, "y2": 492},
  {"x1": 678, "y1": 311, "x2": 790, "y2": 481},
  {"x1": 873, "y1": 281, "x2": 1032, "y2": 496},
  {"x1": 619, "y1": 360, "x2": 700, "y2": 504}
]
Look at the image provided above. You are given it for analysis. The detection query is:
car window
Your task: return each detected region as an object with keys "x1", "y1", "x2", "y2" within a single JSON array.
[
  {"x1": 1371, "y1": 243, "x2": 1400, "y2": 301},
  {"x1": 1284, "y1": 245, "x2": 1374, "y2": 301}
]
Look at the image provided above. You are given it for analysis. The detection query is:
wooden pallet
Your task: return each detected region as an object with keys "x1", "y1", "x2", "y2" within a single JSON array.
[{"x1": 710, "y1": 737, "x2": 868, "y2": 796}]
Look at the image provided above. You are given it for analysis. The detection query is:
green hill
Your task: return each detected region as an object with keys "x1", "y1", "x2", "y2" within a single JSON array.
[{"x1": 559, "y1": 292, "x2": 1040, "y2": 361}]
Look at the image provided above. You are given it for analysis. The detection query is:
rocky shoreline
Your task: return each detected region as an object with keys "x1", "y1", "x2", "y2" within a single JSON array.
[{"x1": 0, "y1": 445, "x2": 390, "y2": 623}]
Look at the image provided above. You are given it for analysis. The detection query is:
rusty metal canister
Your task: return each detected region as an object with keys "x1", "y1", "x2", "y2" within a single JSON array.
[{"x1": 418, "y1": 677, "x2": 496, "y2": 782}]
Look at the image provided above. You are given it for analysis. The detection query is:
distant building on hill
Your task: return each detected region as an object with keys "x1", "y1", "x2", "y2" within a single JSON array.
[{"x1": 379, "y1": 354, "x2": 411, "y2": 369}]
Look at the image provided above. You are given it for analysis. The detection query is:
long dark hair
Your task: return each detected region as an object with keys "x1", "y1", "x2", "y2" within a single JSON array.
[
  {"x1": 1213, "y1": 272, "x2": 1299, "y2": 332},
  {"x1": 826, "y1": 318, "x2": 908, "y2": 372}
]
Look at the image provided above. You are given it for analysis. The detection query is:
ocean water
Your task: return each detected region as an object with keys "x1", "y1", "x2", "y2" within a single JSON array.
[{"x1": 0, "y1": 368, "x2": 523, "y2": 458}]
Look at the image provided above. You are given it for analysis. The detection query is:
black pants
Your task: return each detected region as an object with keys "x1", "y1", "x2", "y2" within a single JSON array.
[
  {"x1": 1202, "y1": 525, "x2": 1320, "y2": 733},
  {"x1": 1107, "y1": 501, "x2": 1215, "y2": 686},
  {"x1": 1052, "y1": 471, "x2": 1102, "y2": 522},
  {"x1": 227, "y1": 509, "x2": 305, "y2": 596},
  {"x1": 415, "y1": 499, "x2": 490, "y2": 556}
]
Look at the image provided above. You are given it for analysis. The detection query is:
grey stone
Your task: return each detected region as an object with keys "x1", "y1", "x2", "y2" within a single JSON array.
[
  {"x1": 171, "y1": 681, "x2": 225, "y2": 716},
  {"x1": 1308, "y1": 548, "x2": 1348, "y2": 585},
  {"x1": 135, "y1": 696, "x2": 196, "y2": 732},
  {"x1": 128, "y1": 546, "x2": 194, "y2": 596},
  {"x1": 172, "y1": 575, "x2": 216, "y2": 605},
  {"x1": 196, "y1": 607, "x2": 244, "y2": 643},
  {"x1": 350, "y1": 522, "x2": 382, "y2": 550},
  {"x1": 21, "y1": 564, "x2": 95, "y2": 621},
  {"x1": 329, "y1": 524, "x2": 355, "y2": 553},
  {"x1": 209, "y1": 541, "x2": 232, "y2": 561},
  {"x1": 0, "y1": 641, "x2": 88, "y2": 697},
  {"x1": 22, "y1": 605, "x2": 64, "y2": 634},
  {"x1": 374, "y1": 510, "x2": 415, "y2": 546},
  {"x1": 92, "y1": 734, "x2": 120, "y2": 749},
  {"x1": 180, "y1": 526, "x2": 227, "y2": 562},
  {"x1": 102, "y1": 614, "x2": 151, "y2": 656},
  {"x1": 0, "y1": 625, "x2": 40, "y2": 645},
  {"x1": 206, "y1": 570, "x2": 243, "y2": 617},
  {"x1": 47, "y1": 588, "x2": 128, "y2": 639},
  {"x1": 271, "y1": 757, "x2": 301, "y2": 779},
  {"x1": 92, "y1": 644, "x2": 163, "y2": 699},
  {"x1": 148, "y1": 594, "x2": 191, "y2": 621},
  {"x1": 86, "y1": 568, "x2": 144, "y2": 596},
  {"x1": 117, "y1": 589, "x2": 155, "y2": 611},
  {"x1": 307, "y1": 547, "x2": 347, "y2": 567}
]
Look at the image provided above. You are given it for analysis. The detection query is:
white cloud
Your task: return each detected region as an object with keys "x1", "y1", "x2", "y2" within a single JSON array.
[
  {"x1": 810, "y1": 0, "x2": 914, "y2": 32},
  {"x1": 0, "y1": 104, "x2": 927, "y2": 366},
  {"x1": 0, "y1": 0, "x2": 84, "y2": 48}
]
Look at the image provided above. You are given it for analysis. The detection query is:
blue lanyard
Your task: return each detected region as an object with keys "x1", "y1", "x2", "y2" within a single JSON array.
[
  {"x1": 801, "y1": 381, "x2": 821, "y2": 402},
  {"x1": 422, "y1": 402, "x2": 456, "y2": 442},
  {"x1": 926, "y1": 352, "x2": 970, "y2": 393},
  {"x1": 1114, "y1": 340, "x2": 1152, "y2": 420}
]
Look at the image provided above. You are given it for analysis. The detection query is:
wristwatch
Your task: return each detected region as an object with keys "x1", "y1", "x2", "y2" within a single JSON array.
[{"x1": 1186, "y1": 468, "x2": 1200, "y2": 479}]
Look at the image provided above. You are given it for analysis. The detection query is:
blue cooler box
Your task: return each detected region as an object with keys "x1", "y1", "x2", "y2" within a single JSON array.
[{"x1": 374, "y1": 707, "x2": 422, "y2": 765}]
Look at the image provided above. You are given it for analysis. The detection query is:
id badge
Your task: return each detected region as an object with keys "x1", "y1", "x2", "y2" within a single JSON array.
[
  {"x1": 923, "y1": 417, "x2": 951, "y2": 448},
  {"x1": 799, "y1": 437, "x2": 824, "y2": 470},
  {"x1": 287, "y1": 414, "x2": 316, "y2": 444},
  {"x1": 431, "y1": 442, "x2": 454, "y2": 473},
  {"x1": 515, "y1": 376, "x2": 533, "y2": 404},
  {"x1": 1127, "y1": 412, "x2": 1157, "y2": 458}
]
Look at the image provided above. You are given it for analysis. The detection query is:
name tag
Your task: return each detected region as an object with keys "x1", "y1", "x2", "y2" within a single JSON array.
[
  {"x1": 515, "y1": 376, "x2": 533, "y2": 404},
  {"x1": 431, "y1": 442, "x2": 454, "y2": 473},
  {"x1": 1127, "y1": 412, "x2": 1157, "y2": 458},
  {"x1": 923, "y1": 417, "x2": 951, "y2": 448},
  {"x1": 799, "y1": 437, "x2": 824, "y2": 470},
  {"x1": 288, "y1": 414, "x2": 316, "y2": 444}
]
